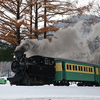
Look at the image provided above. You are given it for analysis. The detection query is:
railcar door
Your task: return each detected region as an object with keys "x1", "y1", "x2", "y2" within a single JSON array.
[
  {"x1": 94, "y1": 66, "x2": 100, "y2": 83},
  {"x1": 94, "y1": 66, "x2": 97, "y2": 82},
  {"x1": 55, "y1": 60, "x2": 63, "y2": 81},
  {"x1": 99, "y1": 68, "x2": 100, "y2": 83},
  {"x1": 62, "y1": 61, "x2": 65, "y2": 79}
]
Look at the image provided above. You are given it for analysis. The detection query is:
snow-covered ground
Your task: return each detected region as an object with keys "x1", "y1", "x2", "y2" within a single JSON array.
[{"x1": 0, "y1": 79, "x2": 100, "y2": 100}]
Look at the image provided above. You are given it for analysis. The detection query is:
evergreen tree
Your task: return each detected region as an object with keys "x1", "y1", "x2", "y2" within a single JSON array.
[{"x1": 0, "y1": 42, "x2": 14, "y2": 61}]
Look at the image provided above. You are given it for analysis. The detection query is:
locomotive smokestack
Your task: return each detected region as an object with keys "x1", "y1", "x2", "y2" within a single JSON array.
[
  {"x1": 14, "y1": 51, "x2": 24, "y2": 61},
  {"x1": 15, "y1": 39, "x2": 37, "y2": 53}
]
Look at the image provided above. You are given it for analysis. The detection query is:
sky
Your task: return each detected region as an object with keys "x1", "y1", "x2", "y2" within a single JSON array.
[
  {"x1": 71, "y1": 0, "x2": 99, "y2": 7},
  {"x1": 77, "y1": 0, "x2": 93, "y2": 6}
]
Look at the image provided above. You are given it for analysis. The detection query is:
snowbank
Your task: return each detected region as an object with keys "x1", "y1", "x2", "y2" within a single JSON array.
[{"x1": 0, "y1": 81, "x2": 100, "y2": 100}]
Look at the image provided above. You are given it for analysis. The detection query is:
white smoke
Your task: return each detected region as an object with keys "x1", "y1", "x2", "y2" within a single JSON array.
[
  {"x1": 16, "y1": 21, "x2": 83, "y2": 59},
  {"x1": 15, "y1": 22, "x2": 100, "y2": 64},
  {"x1": 86, "y1": 22, "x2": 100, "y2": 42},
  {"x1": 86, "y1": 22, "x2": 100, "y2": 64}
]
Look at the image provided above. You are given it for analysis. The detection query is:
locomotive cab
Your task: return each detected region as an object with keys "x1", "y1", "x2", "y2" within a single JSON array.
[
  {"x1": 26, "y1": 55, "x2": 55, "y2": 85},
  {"x1": 28, "y1": 55, "x2": 55, "y2": 66}
]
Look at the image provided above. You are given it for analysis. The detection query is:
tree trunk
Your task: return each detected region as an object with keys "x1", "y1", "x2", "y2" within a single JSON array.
[
  {"x1": 44, "y1": 0, "x2": 47, "y2": 39},
  {"x1": 30, "y1": 0, "x2": 32, "y2": 39},
  {"x1": 17, "y1": 1, "x2": 20, "y2": 45},
  {"x1": 34, "y1": 0, "x2": 38, "y2": 39}
]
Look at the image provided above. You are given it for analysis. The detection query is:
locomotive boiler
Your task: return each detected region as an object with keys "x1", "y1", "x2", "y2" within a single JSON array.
[{"x1": 7, "y1": 51, "x2": 55, "y2": 85}]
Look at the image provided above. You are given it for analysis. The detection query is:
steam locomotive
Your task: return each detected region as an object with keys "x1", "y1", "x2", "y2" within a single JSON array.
[
  {"x1": 8, "y1": 51, "x2": 100, "y2": 86},
  {"x1": 7, "y1": 51, "x2": 55, "y2": 85}
]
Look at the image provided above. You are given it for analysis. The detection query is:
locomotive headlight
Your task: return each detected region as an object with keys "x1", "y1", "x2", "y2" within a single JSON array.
[
  {"x1": 13, "y1": 55, "x2": 16, "y2": 58},
  {"x1": 11, "y1": 61, "x2": 20, "y2": 73}
]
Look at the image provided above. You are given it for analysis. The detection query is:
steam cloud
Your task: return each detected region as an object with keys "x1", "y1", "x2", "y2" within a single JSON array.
[
  {"x1": 15, "y1": 22, "x2": 100, "y2": 63},
  {"x1": 16, "y1": 21, "x2": 82, "y2": 58}
]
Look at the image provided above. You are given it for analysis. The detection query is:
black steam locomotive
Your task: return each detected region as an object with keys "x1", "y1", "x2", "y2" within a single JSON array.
[{"x1": 7, "y1": 51, "x2": 55, "y2": 85}]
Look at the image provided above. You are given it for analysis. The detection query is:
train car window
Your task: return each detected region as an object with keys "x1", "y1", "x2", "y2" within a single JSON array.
[
  {"x1": 73, "y1": 65, "x2": 75, "y2": 70},
  {"x1": 67, "y1": 65, "x2": 69, "y2": 70},
  {"x1": 45, "y1": 58, "x2": 48, "y2": 65},
  {"x1": 69, "y1": 65, "x2": 71, "y2": 70},
  {"x1": 47, "y1": 59, "x2": 54, "y2": 65},
  {"x1": 78, "y1": 66, "x2": 80, "y2": 71},
  {"x1": 81, "y1": 66, "x2": 83, "y2": 71},
  {"x1": 84, "y1": 67, "x2": 86, "y2": 71},
  {"x1": 89, "y1": 68, "x2": 91, "y2": 72},
  {"x1": 75, "y1": 66, "x2": 77, "y2": 70}
]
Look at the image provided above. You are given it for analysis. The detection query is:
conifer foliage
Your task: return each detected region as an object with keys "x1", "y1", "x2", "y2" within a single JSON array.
[
  {"x1": 0, "y1": 0, "x2": 93, "y2": 46},
  {"x1": 0, "y1": 42, "x2": 14, "y2": 61}
]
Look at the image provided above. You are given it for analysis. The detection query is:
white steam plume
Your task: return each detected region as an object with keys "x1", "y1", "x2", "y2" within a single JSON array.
[
  {"x1": 16, "y1": 21, "x2": 83, "y2": 59},
  {"x1": 15, "y1": 22, "x2": 100, "y2": 64}
]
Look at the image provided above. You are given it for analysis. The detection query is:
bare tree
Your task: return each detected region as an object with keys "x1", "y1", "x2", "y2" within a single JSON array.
[
  {"x1": 93, "y1": 3, "x2": 100, "y2": 22},
  {"x1": 0, "y1": 0, "x2": 37, "y2": 45},
  {"x1": 30, "y1": 0, "x2": 93, "y2": 39},
  {"x1": 0, "y1": 0, "x2": 93, "y2": 45},
  {"x1": 0, "y1": 0, "x2": 27, "y2": 45}
]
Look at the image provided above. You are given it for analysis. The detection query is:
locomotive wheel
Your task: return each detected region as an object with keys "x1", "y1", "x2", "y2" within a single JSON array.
[{"x1": 53, "y1": 80, "x2": 69, "y2": 86}]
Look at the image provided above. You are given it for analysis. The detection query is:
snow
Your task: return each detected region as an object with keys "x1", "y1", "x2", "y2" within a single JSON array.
[
  {"x1": 5, "y1": 32, "x2": 9, "y2": 36},
  {"x1": 17, "y1": 16, "x2": 25, "y2": 23},
  {"x1": 0, "y1": 80, "x2": 100, "y2": 100}
]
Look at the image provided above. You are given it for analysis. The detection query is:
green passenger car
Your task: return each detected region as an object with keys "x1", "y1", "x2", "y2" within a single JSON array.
[
  {"x1": 0, "y1": 78, "x2": 7, "y2": 84},
  {"x1": 54, "y1": 58, "x2": 100, "y2": 86}
]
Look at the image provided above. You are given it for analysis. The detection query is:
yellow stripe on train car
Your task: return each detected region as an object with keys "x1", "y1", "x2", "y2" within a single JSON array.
[{"x1": 65, "y1": 63, "x2": 94, "y2": 74}]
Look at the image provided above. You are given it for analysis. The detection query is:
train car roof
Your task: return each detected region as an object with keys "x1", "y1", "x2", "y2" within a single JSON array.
[
  {"x1": 55, "y1": 58, "x2": 100, "y2": 67},
  {"x1": 29, "y1": 55, "x2": 55, "y2": 59}
]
